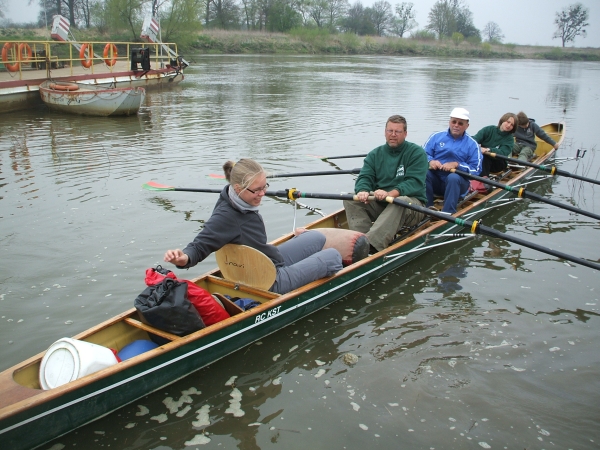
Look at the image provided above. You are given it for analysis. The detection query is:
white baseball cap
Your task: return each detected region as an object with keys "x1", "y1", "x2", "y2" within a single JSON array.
[{"x1": 450, "y1": 107, "x2": 470, "y2": 121}]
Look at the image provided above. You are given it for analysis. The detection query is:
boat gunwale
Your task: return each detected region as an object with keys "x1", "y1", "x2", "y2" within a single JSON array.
[
  {"x1": 39, "y1": 80, "x2": 146, "y2": 95},
  {"x1": 0, "y1": 122, "x2": 565, "y2": 434}
]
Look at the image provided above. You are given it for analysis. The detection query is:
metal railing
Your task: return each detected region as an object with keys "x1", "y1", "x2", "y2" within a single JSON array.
[{"x1": 1, "y1": 39, "x2": 182, "y2": 79}]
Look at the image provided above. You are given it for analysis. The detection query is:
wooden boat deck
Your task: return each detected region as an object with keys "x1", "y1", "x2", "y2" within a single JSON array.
[{"x1": 0, "y1": 60, "x2": 132, "y2": 83}]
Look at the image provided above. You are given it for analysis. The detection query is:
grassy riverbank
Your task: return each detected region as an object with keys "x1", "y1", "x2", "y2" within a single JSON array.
[
  {"x1": 191, "y1": 29, "x2": 600, "y2": 61},
  {"x1": 3, "y1": 27, "x2": 599, "y2": 61}
]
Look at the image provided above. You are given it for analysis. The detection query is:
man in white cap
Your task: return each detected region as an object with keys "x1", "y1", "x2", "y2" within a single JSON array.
[{"x1": 423, "y1": 107, "x2": 481, "y2": 214}]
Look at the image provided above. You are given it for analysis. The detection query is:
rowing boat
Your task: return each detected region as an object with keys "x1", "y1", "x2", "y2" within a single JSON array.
[
  {"x1": 0, "y1": 122, "x2": 565, "y2": 450},
  {"x1": 39, "y1": 80, "x2": 146, "y2": 116}
]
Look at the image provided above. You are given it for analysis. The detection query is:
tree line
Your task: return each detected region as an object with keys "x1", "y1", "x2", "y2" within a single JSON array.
[{"x1": 1, "y1": 0, "x2": 591, "y2": 48}]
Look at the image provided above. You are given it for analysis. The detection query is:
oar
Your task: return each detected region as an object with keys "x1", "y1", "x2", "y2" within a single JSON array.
[
  {"x1": 143, "y1": 182, "x2": 600, "y2": 271},
  {"x1": 307, "y1": 153, "x2": 368, "y2": 161},
  {"x1": 208, "y1": 168, "x2": 361, "y2": 180},
  {"x1": 142, "y1": 181, "x2": 222, "y2": 193},
  {"x1": 282, "y1": 189, "x2": 600, "y2": 272},
  {"x1": 269, "y1": 168, "x2": 361, "y2": 178},
  {"x1": 488, "y1": 152, "x2": 600, "y2": 186},
  {"x1": 451, "y1": 169, "x2": 600, "y2": 221}
]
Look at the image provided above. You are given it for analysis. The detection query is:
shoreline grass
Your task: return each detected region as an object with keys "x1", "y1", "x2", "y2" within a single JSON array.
[
  {"x1": 190, "y1": 30, "x2": 600, "y2": 61},
  {"x1": 2, "y1": 27, "x2": 599, "y2": 61}
]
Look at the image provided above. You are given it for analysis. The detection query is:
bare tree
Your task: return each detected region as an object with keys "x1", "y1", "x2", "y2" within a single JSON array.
[
  {"x1": 325, "y1": 0, "x2": 348, "y2": 29},
  {"x1": 308, "y1": 0, "x2": 327, "y2": 27},
  {"x1": 482, "y1": 21, "x2": 504, "y2": 43},
  {"x1": 370, "y1": 0, "x2": 391, "y2": 36},
  {"x1": 426, "y1": 0, "x2": 478, "y2": 40},
  {"x1": 426, "y1": 0, "x2": 455, "y2": 38},
  {"x1": 390, "y1": 1, "x2": 416, "y2": 37},
  {"x1": 0, "y1": 0, "x2": 8, "y2": 19},
  {"x1": 553, "y1": 2, "x2": 589, "y2": 47}
]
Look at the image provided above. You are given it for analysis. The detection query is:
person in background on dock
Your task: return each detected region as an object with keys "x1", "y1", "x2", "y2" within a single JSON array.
[
  {"x1": 513, "y1": 111, "x2": 559, "y2": 161},
  {"x1": 163, "y1": 159, "x2": 342, "y2": 294},
  {"x1": 343, "y1": 115, "x2": 428, "y2": 253},
  {"x1": 472, "y1": 112, "x2": 518, "y2": 179},
  {"x1": 424, "y1": 107, "x2": 481, "y2": 214}
]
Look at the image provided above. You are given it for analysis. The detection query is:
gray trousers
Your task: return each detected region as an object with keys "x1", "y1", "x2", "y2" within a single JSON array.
[
  {"x1": 343, "y1": 196, "x2": 424, "y2": 252},
  {"x1": 513, "y1": 143, "x2": 535, "y2": 161},
  {"x1": 270, "y1": 231, "x2": 342, "y2": 294}
]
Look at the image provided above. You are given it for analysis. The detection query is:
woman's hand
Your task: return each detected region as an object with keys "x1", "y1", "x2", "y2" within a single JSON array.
[{"x1": 164, "y1": 249, "x2": 189, "y2": 266}]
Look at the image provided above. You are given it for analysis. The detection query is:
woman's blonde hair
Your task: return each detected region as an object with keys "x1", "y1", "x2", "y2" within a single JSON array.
[{"x1": 223, "y1": 159, "x2": 265, "y2": 189}]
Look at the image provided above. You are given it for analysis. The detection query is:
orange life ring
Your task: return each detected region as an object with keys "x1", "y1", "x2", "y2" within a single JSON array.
[
  {"x1": 2, "y1": 42, "x2": 20, "y2": 72},
  {"x1": 49, "y1": 82, "x2": 79, "y2": 91},
  {"x1": 79, "y1": 43, "x2": 92, "y2": 68},
  {"x1": 103, "y1": 43, "x2": 118, "y2": 67},
  {"x1": 18, "y1": 43, "x2": 32, "y2": 62}
]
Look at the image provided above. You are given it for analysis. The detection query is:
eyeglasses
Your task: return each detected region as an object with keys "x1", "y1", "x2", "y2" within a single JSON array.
[
  {"x1": 246, "y1": 183, "x2": 270, "y2": 194},
  {"x1": 385, "y1": 129, "x2": 405, "y2": 135},
  {"x1": 450, "y1": 119, "x2": 467, "y2": 126}
]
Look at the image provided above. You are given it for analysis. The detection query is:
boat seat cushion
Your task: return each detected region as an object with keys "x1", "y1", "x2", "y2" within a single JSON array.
[{"x1": 314, "y1": 228, "x2": 369, "y2": 266}]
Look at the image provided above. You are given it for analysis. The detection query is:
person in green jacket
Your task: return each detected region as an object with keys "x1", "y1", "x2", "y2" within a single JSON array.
[
  {"x1": 343, "y1": 115, "x2": 428, "y2": 252},
  {"x1": 473, "y1": 112, "x2": 518, "y2": 178}
]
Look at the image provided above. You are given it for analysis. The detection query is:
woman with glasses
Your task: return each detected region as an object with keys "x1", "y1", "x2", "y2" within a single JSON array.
[{"x1": 163, "y1": 158, "x2": 343, "y2": 294}]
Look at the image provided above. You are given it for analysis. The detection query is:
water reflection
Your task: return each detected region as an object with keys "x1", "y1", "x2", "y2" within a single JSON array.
[
  {"x1": 421, "y1": 62, "x2": 473, "y2": 116},
  {"x1": 3, "y1": 56, "x2": 600, "y2": 450}
]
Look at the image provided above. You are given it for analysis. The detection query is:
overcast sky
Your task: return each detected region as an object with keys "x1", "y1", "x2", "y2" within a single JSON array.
[{"x1": 3, "y1": 0, "x2": 599, "y2": 48}]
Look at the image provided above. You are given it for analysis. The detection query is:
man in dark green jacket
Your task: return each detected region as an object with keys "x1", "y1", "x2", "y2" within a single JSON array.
[{"x1": 343, "y1": 115, "x2": 428, "y2": 252}]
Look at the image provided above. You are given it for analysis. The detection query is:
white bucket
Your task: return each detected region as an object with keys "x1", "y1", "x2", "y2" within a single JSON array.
[{"x1": 39, "y1": 337, "x2": 119, "y2": 390}]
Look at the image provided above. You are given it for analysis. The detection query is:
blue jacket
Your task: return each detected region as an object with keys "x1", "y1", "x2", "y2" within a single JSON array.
[{"x1": 423, "y1": 129, "x2": 482, "y2": 176}]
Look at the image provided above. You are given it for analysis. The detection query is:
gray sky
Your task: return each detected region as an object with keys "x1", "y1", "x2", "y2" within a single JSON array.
[{"x1": 3, "y1": 0, "x2": 599, "y2": 48}]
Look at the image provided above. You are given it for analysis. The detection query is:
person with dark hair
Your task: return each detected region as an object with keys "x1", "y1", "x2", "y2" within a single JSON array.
[
  {"x1": 424, "y1": 107, "x2": 481, "y2": 214},
  {"x1": 343, "y1": 115, "x2": 428, "y2": 252},
  {"x1": 513, "y1": 111, "x2": 559, "y2": 161},
  {"x1": 164, "y1": 158, "x2": 342, "y2": 294},
  {"x1": 473, "y1": 112, "x2": 518, "y2": 178}
]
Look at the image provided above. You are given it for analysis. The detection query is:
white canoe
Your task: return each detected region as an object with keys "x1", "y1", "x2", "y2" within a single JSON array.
[{"x1": 39, "y1": 80, "x2": 145, "y2": 116}]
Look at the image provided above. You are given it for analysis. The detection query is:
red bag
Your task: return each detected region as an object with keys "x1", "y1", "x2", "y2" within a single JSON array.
[
  {"x1": 469, "y1": 179, "x2": 489, "y2": 194},
  {"x1": 144, "y1": 267, "x2": 229, "y2": 326}
]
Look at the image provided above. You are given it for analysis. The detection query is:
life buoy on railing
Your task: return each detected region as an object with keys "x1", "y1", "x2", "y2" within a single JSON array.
[
  {"x1": 18, "y1": 43, "x2": 32, "y2": 62},
  {"x1": 79, "y1": 43, "x2": 92, "y2": 68},
  {"x1": 103, "y1": 43, "x2": 118, "y2": 67},
  {"x1": 2, "y1": 42, "x2": 20, "y2": 72},
  {"x1": 49, "y1": 82, "x2": 79, "y2": 91}
]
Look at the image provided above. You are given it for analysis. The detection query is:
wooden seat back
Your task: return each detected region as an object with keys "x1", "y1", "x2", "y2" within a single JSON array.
[{"x1": 215, "y1": 244, "x2": 276, "y2": 291}]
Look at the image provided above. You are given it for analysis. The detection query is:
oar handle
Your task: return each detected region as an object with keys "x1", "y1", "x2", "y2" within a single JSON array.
[
  {"x1": 488, "y1": 152, "x2": 600, "y2": 186},
  {"x1": 286, "y1": 190, "x2": 600, "y2": 271},
  {"x1": 451, "y1": 169, "x2": 600, "y2": 221},
  {"x1": 144, "y1": 185, "x2": 600, "y2": 271}
]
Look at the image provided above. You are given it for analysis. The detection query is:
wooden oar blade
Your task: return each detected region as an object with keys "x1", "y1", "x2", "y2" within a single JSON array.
[{"x1": 142, "y1": 181, "x2": 176, "y2": 191}]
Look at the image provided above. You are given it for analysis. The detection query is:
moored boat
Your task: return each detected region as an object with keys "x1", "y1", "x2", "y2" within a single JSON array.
[
  {"x1": 0, "y1": 15, "x2": 186, "y2": 114},
  {"x1": 39, "y1": 80, "x2": 146, "y2": 116},
  {"x1": 0, "y1": 123, "x2": 568, "y2": 450}
]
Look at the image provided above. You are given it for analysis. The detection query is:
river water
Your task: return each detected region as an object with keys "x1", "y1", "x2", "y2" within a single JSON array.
[{"x1": 1, "y1": 55, "x2": 599, "y2": 449}]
